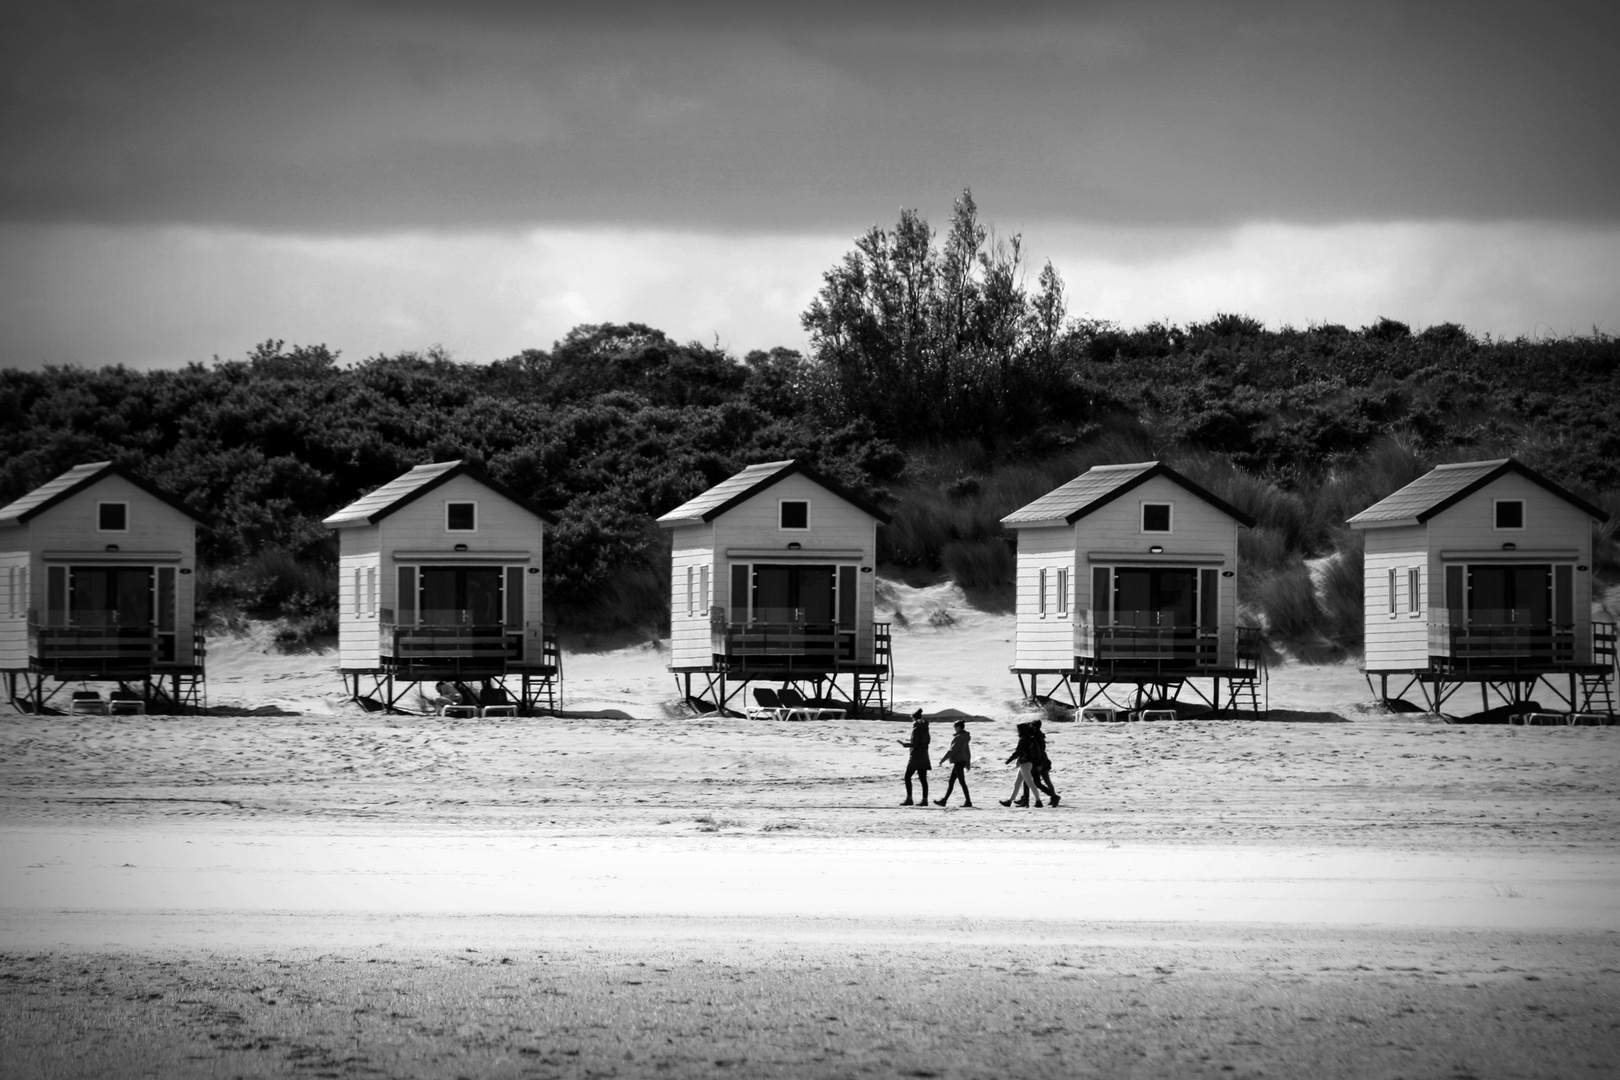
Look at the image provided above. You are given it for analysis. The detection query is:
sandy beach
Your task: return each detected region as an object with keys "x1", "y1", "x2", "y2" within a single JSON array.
[{"x1": 4, "y1": 582, "x2": 1619, "y2": 1078}]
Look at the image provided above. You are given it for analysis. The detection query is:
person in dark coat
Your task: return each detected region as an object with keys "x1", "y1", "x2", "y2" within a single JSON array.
[
  {"x1": 1029, "y1": 718, "x2": 1061, "y2": 807},
  {"x1": 999, "y1": 722, "x2": 1044, "y2": 807},
  {"x1": 898, "y1": 709, "x2": 930, "y2": 806},
  {"x1": 933, "y1": 719, "x2": 972, "y2": 807}
]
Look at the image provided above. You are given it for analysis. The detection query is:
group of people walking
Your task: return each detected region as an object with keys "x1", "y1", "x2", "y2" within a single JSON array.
[{"x1": 897, "y1": 713, "x2": 1059, "y2": 809}]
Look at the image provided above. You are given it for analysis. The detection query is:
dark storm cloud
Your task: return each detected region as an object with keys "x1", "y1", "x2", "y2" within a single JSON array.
[{"x1": 2, "y1": 0, "x2": 1617, "y2": 232}]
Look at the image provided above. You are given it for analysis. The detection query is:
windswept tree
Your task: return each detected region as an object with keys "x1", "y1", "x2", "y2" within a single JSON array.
[{"x1": 801, "y1": 189, "x2": 1073, "y2": 445}]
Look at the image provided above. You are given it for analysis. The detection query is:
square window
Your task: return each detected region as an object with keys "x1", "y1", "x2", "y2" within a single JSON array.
[
  {"x1": 447, "y1": 502, "x2": 476, "y2": 531},
  {"x1": 1142, "y1": 503, "x2": 1172, "y2": 532},
  {"x1": 98, "y1": 503, "x2": 127, "y2": 531},
  {"x1": 1494, "y1": 500, "x2": 1524, "y2": 529},
  {"x1": 780, "y1": 500, "x2": 809, "y2": 530}
]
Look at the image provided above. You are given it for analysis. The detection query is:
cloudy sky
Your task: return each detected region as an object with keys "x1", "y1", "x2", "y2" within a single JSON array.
[{"x1": 2, "y1": 0, "x2": 1616, "y2": 369}]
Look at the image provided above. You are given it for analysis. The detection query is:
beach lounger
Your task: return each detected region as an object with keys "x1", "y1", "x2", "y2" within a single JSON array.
[
  {"x1": 748, "y1": 688, "x2": 811, "y2": 721},
  {"x1": 69, "y1": 691, "x2": 108, "y2": 715},
  {"x1": 1079, "y1": 707, "x2": 1118, "y2": 723},
  {"x1": 438, "y1": 704, "x2": 479, "y2": 718},
  {"x1": 1139, "y1": 709, "x2": 1178, "y2": 722},
  {"x1": 108, "y1": 689, "x2": 145, "y2": 715},
  {"x1": 778, "y1": 688, "x2": 844, "y2": 720},
  {"x1": 480, "y1": 704, "x2": 518, "y2": 718}
]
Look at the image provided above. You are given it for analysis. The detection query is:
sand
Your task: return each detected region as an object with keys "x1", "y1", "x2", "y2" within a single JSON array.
[{"x1": 3, "y1": 579, "x2": 1619, "y2": 1078}]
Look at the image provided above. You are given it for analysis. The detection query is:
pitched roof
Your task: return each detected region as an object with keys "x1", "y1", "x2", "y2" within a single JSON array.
[
  {"x1": 1001, "y1": 461, "x2": 1256, "y2": 527},
  {"x1": 1348, "y1": 458, "x2": 1609, "y2": 528},
  {"x1": 0, "y1": 461, "x2": 208, "y2": 528},
  {"x1": 657, "y1": 459, "x2": 891, "y2": 526},
  {"x1": 322, "y1": 460, "x2": 558, "y2": 528}
]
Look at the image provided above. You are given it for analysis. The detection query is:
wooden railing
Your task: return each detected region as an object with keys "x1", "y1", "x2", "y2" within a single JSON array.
[
  {"x1": 710, "y1": 618, "x2": 875, "y2": 670},
  {"x1": 386, "y1": 624, "x2": 523, "y2": 663},
  {"x1": 1089, "y1": 626, "x2": 1220, "y2": 669},
  {"x1": 1427, "y1": 611, "x2": 1585, "y2": 666}
]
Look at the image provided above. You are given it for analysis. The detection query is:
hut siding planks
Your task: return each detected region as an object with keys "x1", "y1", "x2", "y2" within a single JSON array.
[
  {"x1": 6, "y1": 476, "x2": 201, "y2": 667},
  {"x1": 669, "y1": 523, "x2": 716, "y2": 668},
  {"x1": 337, "y1": 526, "x2": 382, "y2": 669},
  {"x1": 336, "y1": 475, "x2": 548, "y2": 670},
  {"x1": 1012, "y1": 525, "x2": 1077, "y2": 669},
  {"x1": 1073, "y1": 474, "x2": 1242, "y2": 667},
  {"x1": 672, "y1": 473, "x2": 880, "y2": 667},
  {"x1": 1422, "y1": 474, "x2": 1596, "y2": 658},
  {"x1": 1363, "y1": 524, "x2": 1428, "y2": 670},
  {"x1": 0, "y1": 543, "x2": 28, "y2": 669}
]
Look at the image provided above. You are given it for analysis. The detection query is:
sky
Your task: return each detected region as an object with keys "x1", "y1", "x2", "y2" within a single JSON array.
[{"x1": 2, "y1": 0, "x2": 1617, "y2": 369}]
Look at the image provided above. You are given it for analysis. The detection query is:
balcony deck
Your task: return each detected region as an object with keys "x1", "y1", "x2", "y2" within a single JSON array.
[
  {"x1": 669, "y1": 620, "x2": 889, "y2": 676},
  {"x1": 378, "y1": 624, "x2": 557, "y2": 679},
  {"x1": 27, "y1": 627, "x2": 202, "y2": 677}
]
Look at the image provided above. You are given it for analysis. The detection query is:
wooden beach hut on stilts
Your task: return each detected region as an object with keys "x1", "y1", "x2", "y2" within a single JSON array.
[
  {"x1": 1003, "y1": 461, "x2": 1264, "y2": 717},
  {"x1": 1, "y1": 462, "x2": 208, "y2": 713},
  {"x1": 325, "y1": 460, "x2": 562, "y2": 715},
  {"x1": 659, "y1": 460, "x2": 893, "y2": 716},
  {"x1": 1350, "y1": 458, "x2": 1616, "y2": 719}
]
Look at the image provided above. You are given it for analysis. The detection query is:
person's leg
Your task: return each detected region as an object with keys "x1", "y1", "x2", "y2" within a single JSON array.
[
  {"x1": 1020, "y1": 763, "x2": 1043, "y2": 806},
  {"x1": 1035, "y1": 765, "x2": 1057, "y2": 799},
  {"x1": 934, "y1": 764, "x2": 957, "y2": 805},
  {"x1": 1002, "y1": 770, "x2": 1024, "y2": 806},
  {"x1": 917, "y1": 769, "x2": 929, "y2": 805},
  {"x1": 902, "y1": 764, "x2": 916, "y2": 805},
  {"x1": 1038, "y1": 765, "x2": 1060, "y2": 804},
  {"x1": 958, "y1": 764, "x2": 972, "y2": 806}
]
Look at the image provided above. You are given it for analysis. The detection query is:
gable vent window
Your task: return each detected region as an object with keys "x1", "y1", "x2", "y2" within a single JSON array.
[
  {"x1": 1494, "y1": 500, "x2": 1524, "y2": 530},
  {"x1": 780, "y1": 500, "x2": 809, "y2": 530},
  {"x1": 98, "y1": 503, "x2": 128, "y2": 532},
  {"x1": 447, "y1": 502, "x2": 476, "y2": 531},
  {"x1": 1142, "y1": 503, "x2": 1172, "y2": 533}
]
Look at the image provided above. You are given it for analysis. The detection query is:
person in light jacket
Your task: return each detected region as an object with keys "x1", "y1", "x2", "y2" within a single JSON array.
[
  {"x1": 898, "y1": 709, "x2": 930, "y2": 806},
  {"x1": 933, "y1": 719, "x2": 972, "y2": 807},
  {"x1": 1000, "y1": 722, "x2": 1044, "y2": 807}
]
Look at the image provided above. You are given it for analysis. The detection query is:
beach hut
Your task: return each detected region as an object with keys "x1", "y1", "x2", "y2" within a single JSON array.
[
  {"x1": 1001, "y1": 461, "x2": 1263, "y2": 715},
  {"x1": 1350, "y1": 458, "x2": 1615, "y2": 717},
  {"x1": 657, "y1": 459, "x2": 893, "y2": 715},
  {"x1": 0, "y1": 462, "x2": 207, "y2": 713},
  {"x1": 323, "y1": 460, "x2": 561, "y2": 714}
]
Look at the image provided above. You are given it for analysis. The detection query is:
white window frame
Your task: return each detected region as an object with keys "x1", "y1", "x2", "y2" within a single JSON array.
[
  {"x1": 354, "y1": 567, "x2": 364, "y2": 616},
  {"x1": 700, "y1": 565, "x2": 710, "y2": 614},
  {"x1": 1056, "y1": 567, "x2": 1069, "y2": 616},
  {"x1": 1388, "y1": 567, "x2": 1399, "y2": 617},
  {"x1": 366, "y1": 566, "x2": 377, "y2": 616},
  {"x1": 778, "y1": 499, "x2": 811, "y2": 531},
  {"x1": 1492, "y1": 498, "x2": 1525, "y2": 531},
  {"x1": 445, "y1": 500, "x2": 478, "y2": 532},
  {"x1": 1407, "y1": 567, "x2": 1421, "y2": 616},
  {"x1": 1140, "y1": 502, "x2": 1173, "y2": 534},
  {"x1": 1038, "y1": 567, "x2": 1048, "y2": 616},
  {"x1": 96, "y1": 501, "x2": 129, "y2": 533},
  {"x1": 686, "y1": 566, "x2": 695, "y2": 617}
]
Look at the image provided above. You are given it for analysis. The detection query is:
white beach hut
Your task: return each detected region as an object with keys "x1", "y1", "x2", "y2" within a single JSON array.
[
  {"x1": 0, "y1": 462, "x2": 207, "y2": 713},
  {"x1": 323, "y1": 460, "x2": 561, "y2": 714},
  {"x1": 1001, "y1": 461, "x2": 1262, "y2": 715},
  {"x1": 1350, "y1": 458, "x2": 1615, "y2": 716},
  {"x1": 657, "y1": 459, "x2": 893, "y2": 715}
]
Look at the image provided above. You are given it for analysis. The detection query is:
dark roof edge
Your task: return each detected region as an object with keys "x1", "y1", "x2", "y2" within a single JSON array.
[
  {"x1": 367, "y1": 462, "x2": 559, "y2": 526},
  {"x1": 1065, "y1": 462, "x2": 1257, "y2": 528},
  {"x1": 15, "y1": 463, "x2": 212, "y2": 527},
  {"x1": 699, "y1": 460, "x2": 892, "y2": 525},
  {"x1": 1414, "y1": 459, "x2": 1610, "y2": 525}
]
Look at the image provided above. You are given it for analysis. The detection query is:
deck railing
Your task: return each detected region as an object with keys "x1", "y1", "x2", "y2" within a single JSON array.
[
  {"x1": 710, "y1": 614, "x2": 875, "y2": 669},
  {"x1": 385, "y1": 624, "x2": 524, "y2": 664},
  {"x1": 1075, "y1": 614, "x2": 1223, "y2": 670},
  {"x1": 1427, "y1": 611, "x2": 1583, "y2": 667},
  {"x1": 29, "y1": 625, "x2": 197, "y2": 670}
]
